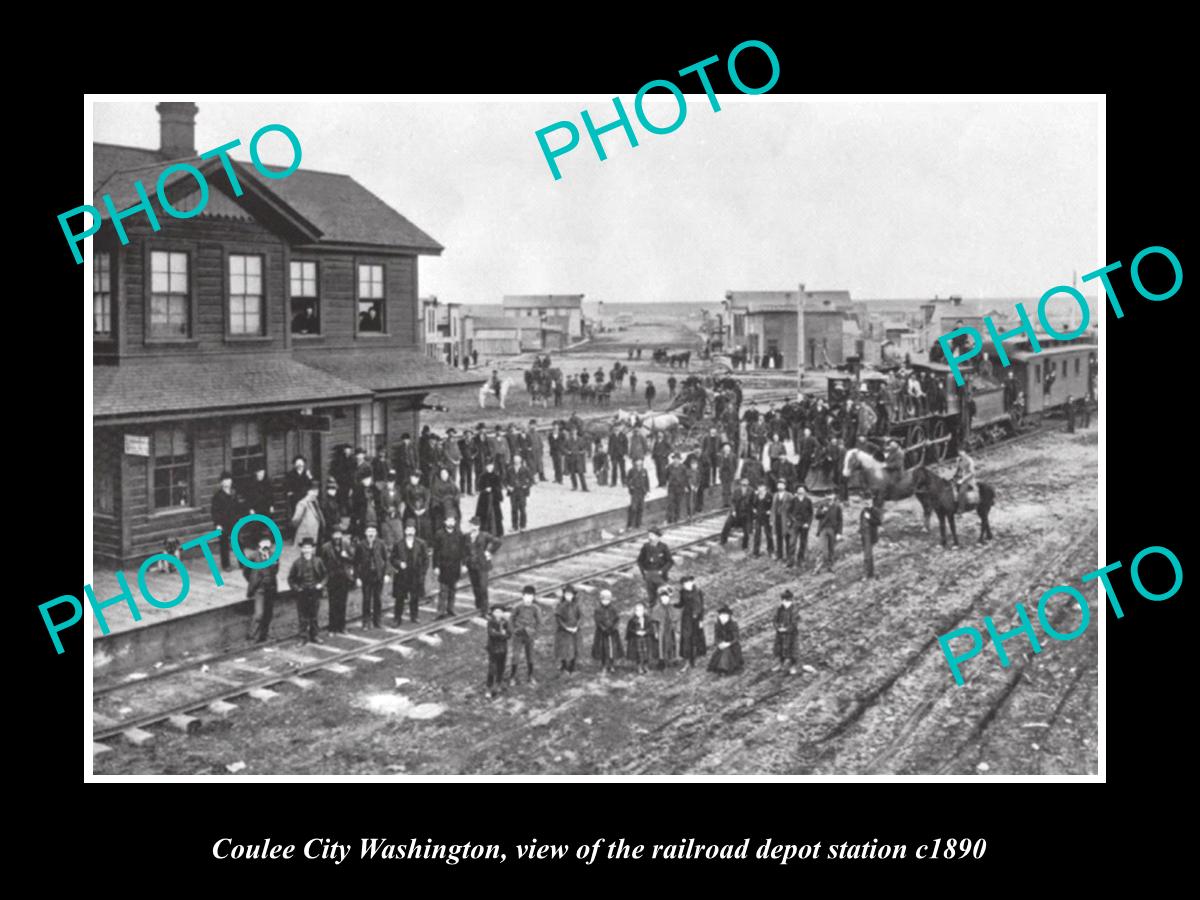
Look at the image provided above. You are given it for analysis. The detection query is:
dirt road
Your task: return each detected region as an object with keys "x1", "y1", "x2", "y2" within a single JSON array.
[{"x1": 95, "y1": 427, "x2": 1097, "y2": 776}]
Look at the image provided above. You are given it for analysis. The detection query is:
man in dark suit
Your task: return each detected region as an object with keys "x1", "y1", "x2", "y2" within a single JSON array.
[
  {"x1": 506, "y1": 454, "x2": 535, "y2": 532},
  {"x1": 393, "y1": 433, "x2": 418, "y2": 486},
  {"x1": 353, "y1": 523, "x2": 390, "y2": 629},
  {"x1": 318, "y1": 522, "x2": 355, "y2": 633},
  {"x1": 770, "y1": 479, "x2": 795, "y2": 562},
  {"x1": 432, "y1": 516, "x2": 470, "y2": 618},
  {"x1": 211, "y1": 471, "x2": 242, "y2": 572},
  {"x1": 815, "y1": 497, "x2": 844, "y2": 573},
  {"x1": 750, "y1": 483, "x2": 774, "y2": 557},
  {"x1": 718, "y1": 442, "x2": 738, "y2": 507},
  {"x1": 244, "y1": 535, "x2": 279, "y2": 643},
  {"x1": 458, "y1": 429, "x2": 477, "y2": 495},
  {"x1": 548, "y1": 423, "x2": 566, "y2": 484},
  {"x1": 242, "y1": 466, "x2": 274, "y2": 541},
  {"x1": 565, "y1": 427, "x2": 589, "y2": 492},
  {"x1": 636, "y1": 529, "x2": 674, "y2": 604},
  {"x1": 608, "y1": 425, "x2": 629, "y2": 486},
  {"x1": 701, "y1": 427, "x2": 721, "y2": 487},
  {"x1": 464, "y1": 517, "x2": 502, "y2": 614},
  {"x1": 390, "y1": 520, "x2": 429, "y2": 624},
  {"x1": 787, "y1": 485, "x2": 815, "y2": 567},
  {"x1": 796, "y1": 426, "x2": 819, "y2": 486},
  {"x1": 626, "y1": 457, "x2": 651, "y2": 529},
  {"x1": 719, "y1": 476, "x2": 753, "y2": 548}
]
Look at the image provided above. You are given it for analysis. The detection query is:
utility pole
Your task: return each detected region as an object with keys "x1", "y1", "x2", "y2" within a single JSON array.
[{"x1": 796, "y1": 283, "x2": 806, "y2": 394}]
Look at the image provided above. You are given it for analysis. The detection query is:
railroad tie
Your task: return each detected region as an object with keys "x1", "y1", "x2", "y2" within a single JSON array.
[
  {"x1": 123, "y1": 727, "x2": 154, "y2": 745},
  {"x1": 208, "y1": 699, "x2": 237, "y2": 716},
  {"x1": 417, "y1": 633, "x2": 443, "y2": 646},
  {"x1": 470, "y1": 617, "x2": 489, "y2": 627},
  {"x1": 249, "y1": 687, "x2": 280, "y2": 702},
  {"x1": 339, "y1": 632, "x2": 379, "y2": 645},
  {"x1": 384, "y1": 644, "x2": 415, "y2": 657},
  {"x1": 92, "y1": 741, "x2": 112, "y2": 757},
  {"x1": 168, "y1": 714, "x2": 200, "y2": 733},
  {"x1": 358, "y1": 654, "x2": 385, "y2": 663},
  {"x1": 322, "y1": 663, "x2": 355, "y2": 676},
  {"x1": 441, "y1": 624, "x2": 468, "y2": 635},
  {"x1": 287, "y1": 676, "x2": 317, "y2": 691}
]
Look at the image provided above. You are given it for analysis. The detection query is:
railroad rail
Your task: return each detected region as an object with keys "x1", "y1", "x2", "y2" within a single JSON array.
[{"x1": 92, "y1": 415, "x2": 1071, "y2": 751}]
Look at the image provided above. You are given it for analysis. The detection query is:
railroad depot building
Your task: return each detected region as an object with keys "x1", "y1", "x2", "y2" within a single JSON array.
[
  {"x1": 92, "y1": 102, "x2": 481, "y2": 565},
  {"x1": 723, "y1": 287, "x2": 856, "y2": 368}
]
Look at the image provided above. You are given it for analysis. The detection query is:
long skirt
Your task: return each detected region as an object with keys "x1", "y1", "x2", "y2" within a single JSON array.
[
  {"x1": 554, "y1": 628, "x2": 579, "y2": 662},
  {"x1": 708, "y1": 642, "x2": 744, "y2": 675},
  {"x1": 592, "y1": 629, "x2": 624, "y2": 665},
  {"x1": 679, "y1": 614, "x2": 707, "y2": 661},
  {"x1": 626, "y1": 634, "x2": 655, "y2": 665}
]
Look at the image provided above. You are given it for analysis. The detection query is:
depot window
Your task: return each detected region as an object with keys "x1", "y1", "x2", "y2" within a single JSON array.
[
  {"x1": 94, "y1": 250, "x2": 113, "y2": 337},
  {"x1": 230, "y1": 421, "x2": 266, "y2": 486},
  {"x1": 152, "y1": 426, "x2": 192, "y2": 509},
  {"x1": 357, "y1": 264, "x2": 385, "y2": 333}
]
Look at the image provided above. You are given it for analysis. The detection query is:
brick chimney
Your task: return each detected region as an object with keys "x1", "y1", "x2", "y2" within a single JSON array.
[{"x1": 156, "y1": 102, "x2": 199, "y2": 158}]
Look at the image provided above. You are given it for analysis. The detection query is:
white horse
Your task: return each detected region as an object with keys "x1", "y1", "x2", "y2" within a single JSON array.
[
  {"x1": 615, "y1": 408, "x2": 680, "y2": 432},
  {"x1": 478, "y1": 377, "x2": 514, "y2": 409}
]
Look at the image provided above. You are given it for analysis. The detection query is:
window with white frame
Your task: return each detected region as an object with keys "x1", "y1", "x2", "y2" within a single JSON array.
[
  {"x1": 360, "y1": 401, "x2": 386, "y2": 455},
  {"x1": 94, "y1": 250, "x2": 113, "y2": 337},
  {"x1": 290, "y1": 260, "x2": 320, "y2": 335},
  {"x1": 150, "y1": 251, "x2": 190, "y2": 338},
  {"x1": 229, "y1": 254, "x2": 264, "y2": 335},
  {"x1": 358, "y1": 264, "x2": 384, "y2": 332}
]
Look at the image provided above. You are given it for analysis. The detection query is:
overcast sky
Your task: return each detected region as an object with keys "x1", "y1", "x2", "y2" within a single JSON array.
[{"x1": 93, "y1": 98, "x2": 1100, "y2": 306}]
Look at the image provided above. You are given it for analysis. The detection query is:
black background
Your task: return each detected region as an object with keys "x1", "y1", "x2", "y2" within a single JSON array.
[{"x1": 18, "y1": 23, "x2": 1187, "y2": 887}]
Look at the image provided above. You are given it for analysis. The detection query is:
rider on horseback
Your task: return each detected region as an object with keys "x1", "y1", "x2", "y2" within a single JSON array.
[
  {"x1": 489, "y1": 369, "x2": 502, "y2": 398},
  {"x1": 953, "y1": 450, "x2": 978, "y2": 510}
]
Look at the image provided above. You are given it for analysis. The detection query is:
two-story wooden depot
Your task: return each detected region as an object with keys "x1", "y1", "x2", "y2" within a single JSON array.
[{"x1": 92, "y1": 102, "x2": 482, "y2": 566}]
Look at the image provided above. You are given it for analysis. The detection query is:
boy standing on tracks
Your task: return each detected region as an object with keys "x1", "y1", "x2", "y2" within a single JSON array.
[
  {"x1": 626, "y1": 457, "x2": 651, "y2": 529},
  {"x1": 485, "y1": 605, "x2": 511, "y2": 699},
  {"x1": 288, "y1": 537, "x2": 328, "y2": 644},
  {"x1": 509, "y1": 585, "x2": 542, "y2": 685}
]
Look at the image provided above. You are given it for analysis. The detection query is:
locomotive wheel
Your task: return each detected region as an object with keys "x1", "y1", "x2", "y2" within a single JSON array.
[
  {"x1": 905, "y1": 424, "x2": 926, "y2": 468},
  {"x1": 929, "y1": 419, "x2": 949, "y2": 462}
]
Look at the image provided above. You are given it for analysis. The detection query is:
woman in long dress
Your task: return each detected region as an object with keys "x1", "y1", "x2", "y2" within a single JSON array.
[
  {"x1": 676, "y1": 575, "x2": 707, "y2": 669},
  {"x1": 591, "y1": 590, "x2": 623, "y2": 674},
  {"x1": 708, "y1": 605, "x2": 744, "y2": 675},
  {"x1": 554, "y1": 585, "x2": 582, "y2": 675}
]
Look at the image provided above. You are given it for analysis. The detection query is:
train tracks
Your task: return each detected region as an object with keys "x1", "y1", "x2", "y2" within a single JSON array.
[
  {"x1": 92, "y1": 511, "x2": 733, "y2": 749},
  {"x1": 92, "y1": 417, "x2": 1075, "y2": 755}
]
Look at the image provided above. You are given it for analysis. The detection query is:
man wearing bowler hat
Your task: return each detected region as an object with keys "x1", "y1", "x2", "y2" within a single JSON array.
[
  {"x1": 288, "y1": 537, "x2": 327, "y2": 644},
  {"x1": 211, "y1": 470, "x2": 241, "y2": 572}
]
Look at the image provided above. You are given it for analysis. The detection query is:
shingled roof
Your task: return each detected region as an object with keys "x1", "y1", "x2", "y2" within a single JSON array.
[
  {"x1": 93, "y1": 356, "x2": 372, "y2": 422},
  {"x1": 297, "y1": 349, "x2": 484, "y2": 397},
  {"x1": 93, "y1": 142, "x2": 443, "y2": 253}
]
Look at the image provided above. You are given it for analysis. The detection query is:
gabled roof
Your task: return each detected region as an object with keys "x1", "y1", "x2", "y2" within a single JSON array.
[
  {"x1": 502, "y1": 295, "x2": 583, "y2": 310},
  {"x1": 92, "y1": 142, "x2": 442, "y2": 254}
]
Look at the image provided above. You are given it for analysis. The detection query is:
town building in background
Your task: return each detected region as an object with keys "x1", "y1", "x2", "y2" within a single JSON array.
[{"x1": 502, "y1": 294, "x2": 585, "y2": 340}]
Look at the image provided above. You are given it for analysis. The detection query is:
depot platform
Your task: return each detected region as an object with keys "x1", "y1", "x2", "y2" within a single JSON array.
[{"x1": 90, "y1": 477, "x2": 692, "y2": 679}]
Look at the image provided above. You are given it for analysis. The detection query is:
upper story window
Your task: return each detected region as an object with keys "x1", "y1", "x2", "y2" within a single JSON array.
[
  {"x1": 94, "y1": 251, "x2": 113, "y2": 338},
  {"x1": 357, "y1": 264, "x2": 384, "y2": 333},
  {"x1": 425, "y1": 306, "x2": 436, "y2": 333},
  {"x1": 152, "y1": 426, "x2": 192, "y2": 509},
  {"x1": 150, "y1": 251, "x2": 190, "y2": 338},
  {"x1": 229, "y1": 254, "x2": 265, "y2": 336},
  {"x1": 290, "y1": 261, "x2": 320, "y2": 335}
]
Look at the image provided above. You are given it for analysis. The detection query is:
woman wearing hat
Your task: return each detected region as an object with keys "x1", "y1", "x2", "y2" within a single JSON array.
[
  {"x1": 554, "y1": 585, "x2": 582, "y2": 676},
  {"x1": 708, "y1": 605, "x2": 744, "y2": 676}
]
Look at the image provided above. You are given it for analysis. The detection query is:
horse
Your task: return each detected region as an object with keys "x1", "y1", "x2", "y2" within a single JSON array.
[
  {"x1": 615, "y1": 408, "x2": 681, "y2": 433},
  {"x1": 478, "y1": 376, "x2": 514, "y2": 409},
  {"x1": 842, "y1": 447, "x2": 932, "y2": 530},
  {"x1": 911, "y1": 466, "x2": 996, "y2": 548}
]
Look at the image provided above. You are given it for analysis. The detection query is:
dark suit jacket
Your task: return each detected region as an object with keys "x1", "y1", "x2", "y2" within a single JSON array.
[
  {"x1": 390, "y1": 537, "x2": 429, "y2": 579},
  {"x1": 465, "y1": 530, "x2": 502, "y2": 571},
  {"x1": 211, "y1": 489, "x2": 241, "y2": 528},
  {"x1": 354, "y1": 538, "x2": 390, "y2": 582}
]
